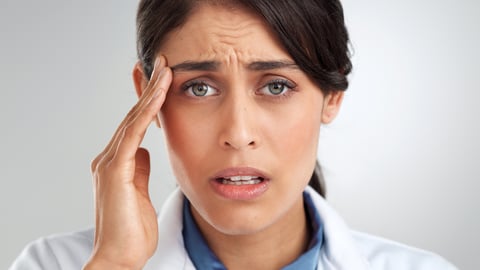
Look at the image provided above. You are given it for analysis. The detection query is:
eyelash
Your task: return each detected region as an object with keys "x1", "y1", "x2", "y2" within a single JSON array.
[
  {"x1": 181, "y1": 80, "x2": 218, "y2": 97},
  {"x1": 180, "y1": 78, "x2": 297, "y2": 99},
  {"x1": 258, "y1": 79, "x2": 297, "y2": 99}
]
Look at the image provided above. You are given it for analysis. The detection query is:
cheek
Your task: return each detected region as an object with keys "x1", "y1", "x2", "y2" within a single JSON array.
[
  {"x1": 259, "y1": 93, "x2": 324, "y2": 198},
  {"x1": 265, "y1": 95, "x2": 323, "y2": 164},
  {"x1": 159, "y1": 101, "x2": 214, "y2": 184}
]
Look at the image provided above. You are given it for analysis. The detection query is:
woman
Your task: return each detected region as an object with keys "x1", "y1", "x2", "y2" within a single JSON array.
[{"x1": 11, "y1": 0, "x2": 457, "y2": 269}]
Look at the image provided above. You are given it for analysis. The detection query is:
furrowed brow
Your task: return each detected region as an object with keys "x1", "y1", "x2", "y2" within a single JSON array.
[
  {"x1": 247, "y1": 60, "x2": 299, "y2": 71},
  {"x1": 170, "y1": 61, "x2": 220, "y2": 72}
]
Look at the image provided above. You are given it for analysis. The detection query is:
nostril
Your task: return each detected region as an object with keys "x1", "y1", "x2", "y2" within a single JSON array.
[{"x1": 222, "y1": 140, "x2": 256, "y2": 149}]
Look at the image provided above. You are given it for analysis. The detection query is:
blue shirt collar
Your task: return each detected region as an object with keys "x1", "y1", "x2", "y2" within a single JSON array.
[
  {"x1": 182, "y1": 191, "x2": 324, "y2": 270},
  {"x1": 182, "y1": 198, "x2": 225, "y2": 270}
]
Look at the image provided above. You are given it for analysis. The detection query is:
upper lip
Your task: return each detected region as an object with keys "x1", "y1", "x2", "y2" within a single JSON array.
[{"x1": 211, "y1": 167, "x2": 269, "y2": 180}]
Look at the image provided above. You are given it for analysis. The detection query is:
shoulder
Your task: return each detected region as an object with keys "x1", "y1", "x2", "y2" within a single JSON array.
[
  {"x1": 351, "y1": 231, "x2": 458, "y2": 270},
  {"x1": 304, "y1": 186, "x2": 457, "y2": 270},
  {"x1": 9, "y1": 228, "x2": 94, "y2": 270},
  {"x1": 9, "y1": 190, "x2": 191, "y2": 270}
]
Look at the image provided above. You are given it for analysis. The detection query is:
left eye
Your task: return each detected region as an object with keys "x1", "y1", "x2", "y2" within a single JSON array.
[
  {"x1": 258, "y1": 80, "x2": 295, "y2": 96},
  {"x1": 184, "y1": 82, "x2": 218, "y2": 97}
]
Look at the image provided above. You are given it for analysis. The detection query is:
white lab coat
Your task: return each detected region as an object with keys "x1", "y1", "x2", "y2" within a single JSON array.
[{"x1": 10, "y1": 187, "x2": 457, "y2": 269}]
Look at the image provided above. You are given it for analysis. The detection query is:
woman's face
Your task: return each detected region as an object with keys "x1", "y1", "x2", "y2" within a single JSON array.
[{"x1": 157, "y1": 4, "x2": 342, "y2": 235}]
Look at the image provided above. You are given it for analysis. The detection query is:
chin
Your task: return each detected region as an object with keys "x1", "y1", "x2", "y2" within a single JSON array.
[{"x1": 200, "y1": 202, "x2": 280, "y2": 236}]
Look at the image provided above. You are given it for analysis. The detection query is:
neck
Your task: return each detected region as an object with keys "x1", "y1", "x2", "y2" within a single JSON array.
[{"x1": 192, "y1": 196, "x2": 310, "y2": 270}]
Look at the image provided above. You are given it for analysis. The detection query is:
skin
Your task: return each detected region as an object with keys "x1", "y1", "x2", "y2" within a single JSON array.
[
  {"x1": 84, "y1": 3, "x2": 343, "y2": 270},
  {"x1": 84, "y1": 56, "x2": 172, "y2": 270}
]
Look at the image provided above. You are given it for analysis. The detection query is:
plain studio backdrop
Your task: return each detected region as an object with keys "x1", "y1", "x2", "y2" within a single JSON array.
[{"x1": 0, "y1": 1, "x2": 478, "y2": 269}]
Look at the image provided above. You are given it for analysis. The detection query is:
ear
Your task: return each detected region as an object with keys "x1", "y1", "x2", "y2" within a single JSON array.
[
  {"x1": 321, "y1": 91, "x2": 344, "y2": 124},
  {"x1": 132, "y1": 61, "x2": 162, "y2": 128},
  {"x1": 133, "y1": 61, "x2": 148, "y2": 98}
]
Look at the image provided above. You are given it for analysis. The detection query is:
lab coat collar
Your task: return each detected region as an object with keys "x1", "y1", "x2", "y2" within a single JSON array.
[{"x1": 146, "y1": 186, "x2": 370, "y2": 270}]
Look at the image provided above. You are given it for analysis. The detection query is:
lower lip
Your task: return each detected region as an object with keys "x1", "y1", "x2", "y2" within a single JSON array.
[{"x1": 210, "y1": 179, "x2": 270, "y2": 200}]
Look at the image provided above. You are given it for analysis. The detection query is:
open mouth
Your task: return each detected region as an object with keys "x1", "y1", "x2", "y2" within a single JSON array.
[
  {"x1": 215, "y1": 176, "x2": 265, "y2": 185},
  {"x1": 211, "y1": 167, "x2": 270, "y2": 200}
]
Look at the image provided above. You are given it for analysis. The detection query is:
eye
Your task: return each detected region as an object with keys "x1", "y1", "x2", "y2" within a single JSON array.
[
  {"x1": 267, "y1": 82, "x2": 287, "y2": 95},
  {"x1": 183, "y1": 81, "x2": 218, "y2": 97},
  {"x1": 258, "y1": 79, "x2": 296, "y2": 96}
]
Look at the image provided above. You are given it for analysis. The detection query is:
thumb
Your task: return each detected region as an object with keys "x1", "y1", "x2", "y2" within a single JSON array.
[{"x1": 134, "y1": 147, "x2": 151, "y2": 197}]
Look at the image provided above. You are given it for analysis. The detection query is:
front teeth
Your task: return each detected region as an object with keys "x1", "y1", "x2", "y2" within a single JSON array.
[
  {"x1": 220, "y1": 176, "x2": 262, "y2": 185},
  {"x1": 226, "y1": 176, "x2": 257, "y2": 181},
  {"x1": 222, "y1": 179, "x2": 262, "y2": 185}
]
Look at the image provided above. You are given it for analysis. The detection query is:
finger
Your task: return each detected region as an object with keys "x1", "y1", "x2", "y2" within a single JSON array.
[
  {"x1": 92, "y1": 55, "x2": 168, "y2": 171},
  {"x1": 104, "y1": 56, "x2": 166, "y2": 155},
  {"x1": 91, "y1": 56, "x2": 165, "y2": 172},
  {"x1": 127, "y1": 55, "x2": 169, "y2": 119},
  {"x1": 112, "y1": 61, "x2": 172, "y2": 163},
  {"x1": 133, "y1": 148, "x2": 151, "y2": 198}
]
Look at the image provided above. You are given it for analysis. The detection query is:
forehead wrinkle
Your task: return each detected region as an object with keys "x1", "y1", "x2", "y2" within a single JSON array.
[
  {"x1": 200, "y1": 3, "x2": 260, "y2": 34},
  {"x1": 191, "y1": 5, "x2": 264, "y2": 48},
  {"x1": 170, "y1": 42, "x2": 296, "y2": 73},
  {"x1": 170, "y1": 59, "x2": 299, "y2": 74},
  {"x1": 163, "y1": 5, "x2": 295, "y2": 74},
  {"x1": 209, "y1": 22, "x2": 258, "y2": 44},
  {"x1": 199, "y1": 46, "x2": 246, "y2": 72}
]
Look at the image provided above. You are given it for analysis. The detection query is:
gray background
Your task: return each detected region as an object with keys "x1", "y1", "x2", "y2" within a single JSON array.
[{"x1": 1, "y1": 1, "x2": 478, "y2": 269}]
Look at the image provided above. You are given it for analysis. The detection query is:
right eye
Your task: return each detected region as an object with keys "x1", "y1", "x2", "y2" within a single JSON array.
[{"x1": 183, "y1": 81, "x2": 218, "y2": 97}]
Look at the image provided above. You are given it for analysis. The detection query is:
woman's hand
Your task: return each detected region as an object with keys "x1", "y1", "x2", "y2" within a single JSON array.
[{"x1": 83, "y1": 56, "x2": 172, "y2": 270}]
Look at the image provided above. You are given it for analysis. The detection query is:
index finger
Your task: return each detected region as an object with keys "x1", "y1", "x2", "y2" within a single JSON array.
[
  {"x1": 95, "y1": 55, "x2": 171, "y2": 169},
  {"x1": 112, "y1": 59, "x2": 172, "y2": 163}
]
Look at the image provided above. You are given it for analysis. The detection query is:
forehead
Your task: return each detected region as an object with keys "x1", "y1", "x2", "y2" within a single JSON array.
[{"x1": 159, "y1": 3, "x2": 292, "y2": 66}]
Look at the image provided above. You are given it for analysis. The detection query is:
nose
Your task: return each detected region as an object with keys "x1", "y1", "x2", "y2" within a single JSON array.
[{"x1": 218, "y1": 95, "x2": 260, "y2": 150}]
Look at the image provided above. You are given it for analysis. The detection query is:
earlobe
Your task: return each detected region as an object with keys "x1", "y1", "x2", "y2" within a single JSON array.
[
  {"x1": 132, "y1": 61, "x2": 162, "y2": 128},
  {"x1": 321, "y1": 91, "x2": 344, "y2": 124}
]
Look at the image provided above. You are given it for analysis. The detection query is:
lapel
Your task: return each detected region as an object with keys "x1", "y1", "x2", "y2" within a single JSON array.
[
  {"x1": 305, "y1": 186, "x2": 370, "y2": 269},
  {"x1": 145, "y1": 188, "x2": 196, "y2": 270},
  {"x1": 148, "y1": 187, "x2": 370, "y2": 270}
]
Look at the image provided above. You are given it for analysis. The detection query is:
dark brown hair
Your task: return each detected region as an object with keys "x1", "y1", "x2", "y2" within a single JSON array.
[{"x1": 136, "y1": 0, "x2": 352, "y2": 197}]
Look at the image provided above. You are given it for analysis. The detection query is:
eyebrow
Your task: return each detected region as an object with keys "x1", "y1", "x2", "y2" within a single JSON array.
[
  {"x1": 170, "y1": 60, "x2": 299, "y2": 72},
  {"x1": 247, "y1": 60, "x2": 299, "y2": 71},
  {"x1": 171, "y1": 61, "x2": 219, "y2": 72}
]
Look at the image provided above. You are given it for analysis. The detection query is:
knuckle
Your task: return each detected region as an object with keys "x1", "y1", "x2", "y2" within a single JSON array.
[
  {"x1": 122, "y1": 123, "x2": 137, "y2": 140},
  {"x1": 126, "y1": 103, "x2": 140, "y2": 120},
  {"x1": 92, "y1": 154, "x2": 110, "y2": 175},
  {"x1": 90, "y1": 156, "x2": 102, "y2": 173}
]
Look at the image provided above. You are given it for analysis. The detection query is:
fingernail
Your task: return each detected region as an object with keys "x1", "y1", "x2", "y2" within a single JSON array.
[
  {"x1": 156, "y1": 55, "x2": 165, "y2": 69},
  {"x1": 150, "y1": 55, "x2": 164, "y2": 80}
]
